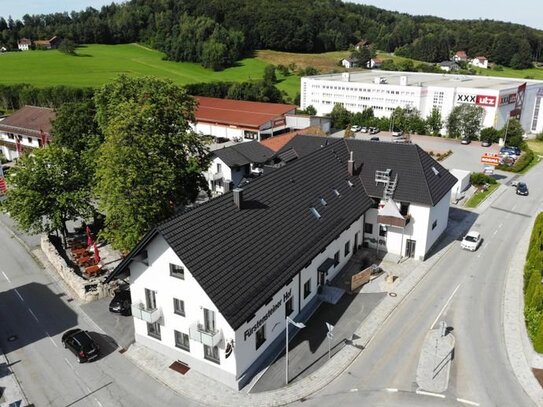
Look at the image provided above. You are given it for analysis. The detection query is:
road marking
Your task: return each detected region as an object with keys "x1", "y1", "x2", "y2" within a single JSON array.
[
  {"x1": 64, "y1": 358, "x2": 73, "y2": 369},
  {"x1": 416, "y1": 390, "x2": 446, "y2": 398},
  {"x1": 457, "y1": 398, "x2": 480, "y2": 406},
  {"x1": 14, "y1": 288, "x2": 24, "y2": 302},
  {"x1": 46, "y1": 334, "x2": 58, "y2": 348},
  {"x1": 349, "y1": 388, "x2": 358, "y2": 392},
  {"x1": 498, "y1": 223, "x2": 503, "y2": 229},
  {"x1": 28, "y1": 308, "x2": 39, "y2": 322},
  {"x1": 95, "y1": 398, "x2": 104, "y2": 407},
  {"x1": 492, "y1": 229, "x2": 498, "y2": 236},
  {"x1": 431, "y1": 283, "x2": 462, "y2": 329},
  {"x1": 1, "y1": 270, "x2": 10, "y2": 282},
  {"x1": 385, "y1": 388, "x2": 398, "y2": 392}
]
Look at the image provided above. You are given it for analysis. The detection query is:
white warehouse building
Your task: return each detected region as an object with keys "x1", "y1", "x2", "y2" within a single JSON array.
[{"x1": 300, "y1": 71, "x2": 543, "y2": 134}]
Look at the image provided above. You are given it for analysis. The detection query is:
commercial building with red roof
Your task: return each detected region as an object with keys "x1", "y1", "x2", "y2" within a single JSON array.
[
  {"x1": 194, "y1": 96, "x2": 297, "y2": 142},
  {"x1": 0, "y1": 105, "x2": 55, "y2": 161}
]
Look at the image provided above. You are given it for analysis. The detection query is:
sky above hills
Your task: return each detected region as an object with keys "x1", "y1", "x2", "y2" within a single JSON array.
[
  {"x1": 355, "y1": 0, "x2": 542, "y2": 30},
  {"x1": 1, "y1": 0, "x2": 541, "y2": 31}
]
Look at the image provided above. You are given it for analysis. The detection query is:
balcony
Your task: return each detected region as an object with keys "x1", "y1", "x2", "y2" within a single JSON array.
[
  {"x1": 189, "y1": 322, "x2": 223, "y2": 347},
  {"x1": 377, "y1": 213, "x2": 411, "y2": 228},
  {"x1": 131, "y1": 303, "x2": 162, "y2": 323},
  {"x1": 205, "y1": 171, "x2": 223, "y2": 181}
]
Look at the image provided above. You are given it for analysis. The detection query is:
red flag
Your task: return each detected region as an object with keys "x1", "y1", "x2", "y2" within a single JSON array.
[
  {"x1": 93, "y1": 243, "x2": 101, "y2": 264},
  {"x1": 86, "y1": 226, "x2": 94, "y2": 247},
  {"x1": 15, "y1": 138, "x2": 22, "y2": 155}
]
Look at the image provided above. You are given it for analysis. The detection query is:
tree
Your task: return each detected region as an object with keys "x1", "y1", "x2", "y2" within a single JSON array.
[
  {"x1": 426, "y1": 108, "x2": 443, "y2": 136},
  {"x1": 446, "y1": 104, "x2": 484, "y2": 139},
  {"x1": 329, "y1": 103, "x2": 352, "y2": 129},
  {"x1": 0, "y1": 145, "x2": 93, "y2": 245},
  {"x1": 58, "y1": 39, "x2": 77, "y2": 55},
  {"x1": 94, "y1": 75, "x2": 211, "y2": 251},
  {"x1": 480, "y1": 127, "x2": 499, "y2": 143},
  {"x1": 263, "y1": 65, "x2": 277, "y2": 85},
  {"x1": 500, "y1": 118, "x2": 525, "y2": 147},
  {"x1": 52, "y1": 100, "x2": 101, "y2": 153}
]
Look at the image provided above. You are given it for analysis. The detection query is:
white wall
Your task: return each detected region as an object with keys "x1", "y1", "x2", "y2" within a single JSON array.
[
  {"x1": 195, "y1": 122, "x2": 245, "y2": 141},
  {"x1": 130, "y1": 235, "x2": 238, "y2": 384},
  {"x1": 423, "y1": 191, "x2": 451, "y2": 256}
]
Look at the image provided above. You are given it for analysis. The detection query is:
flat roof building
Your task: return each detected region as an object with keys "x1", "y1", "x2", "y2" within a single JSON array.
[{"x1": 301, "y1": 71, "x2": 543, "y2": 134}]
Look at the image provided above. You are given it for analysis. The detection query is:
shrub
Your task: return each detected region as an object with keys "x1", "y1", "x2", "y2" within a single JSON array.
[
  {"x1": 534, "y1": 317, "x2": 543, "y2": 353},
  {"x1": 536, "y1": 132, "x2": 543, "y2": 141},
  {"x1": 470, "y1": 172, "x2": 497, "y2": 186},
  {"x1": 525, "y1": 305, "x2": 543, "y2": 338},
  {"x1": 496, "y1": 148, "x2": 534, "y2": 172}
]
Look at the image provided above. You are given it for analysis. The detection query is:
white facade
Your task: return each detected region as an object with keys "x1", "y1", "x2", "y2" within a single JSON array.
[
  {"x1": 300, "y1": 71, "x2": 543, "y2": 135},
  {"x1": 470, "y1": 57, "x2": 488, "y2": 69},
  {"x1": 0, "y1": 131, "x2": 41, "y2": 161},
  {"x1": 17, "y1": 41, "x2": 30, "y2": 51},
  {"x1": 128, "y1": 216, "x2": 365, "y2": 389},
  {"x1": 205, "y1": 156, "x2": 252, "y2": 195},
  {"x1": 193, "y1": 117, "x2": 291, "y2": 143}
]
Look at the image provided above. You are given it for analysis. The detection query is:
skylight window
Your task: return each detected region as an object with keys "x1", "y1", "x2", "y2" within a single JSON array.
[
  {"x1": 333, "y1": 189, "x2": 340, "y2": 197},
  {"x1": 431, "y1": 166, "x2": 440, "y2": 176},
  {"x1": 320, "y1": 197, "x2": 327, "y2": 206},
  {"x1": 347, "y1": 180, "x2": 354, "y2": 188},
  {"x1": 310, "y1": 207, "x2": 321, "y2": 219}
]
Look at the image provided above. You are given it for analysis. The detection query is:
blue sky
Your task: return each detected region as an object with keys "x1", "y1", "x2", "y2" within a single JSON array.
[
  {"x1": 1, "y1": 0, "x2": 541, "y2": 31},
  {"x1": 354, "y1": 0, "x2": 542, "y2": 30}
]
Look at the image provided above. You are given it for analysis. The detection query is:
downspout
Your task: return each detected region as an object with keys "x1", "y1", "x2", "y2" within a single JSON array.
[{"x1": 298, "y1": 271, "x2": 301, "y2": 315}]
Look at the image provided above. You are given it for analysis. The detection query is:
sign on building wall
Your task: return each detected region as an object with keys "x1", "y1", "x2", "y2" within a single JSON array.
[
  {"x1": 510, "y1": 82, "x2": 527, "y2": 120},
  {"x1": 476, "y1": 95, "x2": 497, "y2": 107}
]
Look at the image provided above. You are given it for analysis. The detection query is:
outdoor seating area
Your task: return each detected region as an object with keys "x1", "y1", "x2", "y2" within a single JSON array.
[{"x1": 67, "y1": 226, "x2": 104, "y2": 278}]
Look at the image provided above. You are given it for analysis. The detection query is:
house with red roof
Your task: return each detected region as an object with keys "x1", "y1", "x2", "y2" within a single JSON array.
[
  {"x1": 17, "y1": 38, "x2": 31, "y2": 51},
  {"x1": 470, "y1": 56, "x2": 488, "y2": 69},
  {"x1": 193, "y1": 97, "x2": 297, "y2": 143},
  {"x1": 452, "y1": 50, "x2": 468, "y2": 62}
]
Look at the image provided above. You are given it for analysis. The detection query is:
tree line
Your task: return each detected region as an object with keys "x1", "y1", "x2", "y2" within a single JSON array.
[{"x1": 1, "y1": 0, "x2": 543, "y2": 70}]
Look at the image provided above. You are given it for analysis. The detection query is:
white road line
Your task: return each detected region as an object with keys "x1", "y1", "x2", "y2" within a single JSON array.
[
  {"x1": 492, "y1": 229, "x2": 498, "y2": 236},
  {"x1": 498, "y1": 223, "x2": 503, "y2": 229},
  {"x1": 416, "y1": 390, "x2": 446, "y2": 398},
  {"x1": 431, "y1": 283, "x2": 462, "y2": 329},
  {"x1": 28, "y1": 308, "x2": 39, "y2": 322},
  {"x1": 457, "y1": 397, "x2": 480, "y2": 406},
  {"x1": 95, "y1": 398, "x2": 104, "y2": 407},
  {"x1": 47, "y1": 335, "x2": 58, "y2": 348},
  {"x1": 64, "y1": 358, "x2": 73, "y2": 369},
  {"x1": 385, "y1": 388, "x2": 398, "y2": 392},
  {"x1": 349, "y1": 388, "x2": 358, "y2": 392},
  {"x1": 1, "y1": 271, "x2": 10, "y2": 282},
  {"x1": 14, "y1": 288, "x2": 24, "y2": 302}
]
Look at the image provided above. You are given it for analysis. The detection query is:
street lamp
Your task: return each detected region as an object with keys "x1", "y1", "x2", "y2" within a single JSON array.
[
  {"x1": 285, "y1": 316, "x2": 306, "y2": 385},
  {"x1": 503, "y1": 119, "x2": 510, "y2": 146}
]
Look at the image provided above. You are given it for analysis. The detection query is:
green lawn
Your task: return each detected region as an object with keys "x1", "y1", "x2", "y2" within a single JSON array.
[
  {"x1": 465, "y1": 183, "x2": 500, "y2": 208},
  {"x1": 0, "y1": 44, "x2": 299, "y2": 99},
  {"x1": 473, "y1": 66, "x2": 543, "y2": 80}
]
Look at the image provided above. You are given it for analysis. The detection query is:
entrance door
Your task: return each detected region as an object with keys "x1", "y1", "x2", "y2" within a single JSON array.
[
  {"x1": 405, "y1": 239, "x2": 416, "y2": 258},
  {"x1": 318, "y1": 271, "x2": 326, "y2": 287},
  {"x1": 354, "y1": 233, "x2": 359, "y2": 253}
]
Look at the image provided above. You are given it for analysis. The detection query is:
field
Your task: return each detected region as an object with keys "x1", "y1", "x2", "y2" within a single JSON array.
[{"x1": 474, "y1": 66, "x2": 543, "y2": 80}]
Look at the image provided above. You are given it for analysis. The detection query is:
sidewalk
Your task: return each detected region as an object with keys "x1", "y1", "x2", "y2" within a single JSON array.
[{"x1": 0, "y1": 348, "x2": 28, "y2": 407}]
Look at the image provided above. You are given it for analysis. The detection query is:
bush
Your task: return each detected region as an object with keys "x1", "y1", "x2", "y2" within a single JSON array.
[
  {"x1": 496, "y1": 148, "x2": 534, "y2": 173},
  {"x1": 525, "y1": 213, "x2": 543, "y2": 351},
  {"x1": 470, "y1": 172, "x2": 497, "y2": 186},
  {"x1": 536, "y1": 132, "x2": 543, "y2": 141}
]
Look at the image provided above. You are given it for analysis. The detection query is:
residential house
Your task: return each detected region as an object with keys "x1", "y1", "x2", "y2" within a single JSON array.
[
  {"x1": 438, "y1": 61, "x2": 460, "y2": 72},
  {"x1": 355, "y1": 39, "x2": 371, "y2": 51},
  {"x1": 33, "y1": 36, "x2": 62, "y2": 50},
  {"x1": 17, "y1": 38, "x2": 31, "y2": 51},
  {"x1": 205, "y1": 141, "x2": 275, "y2": 195},
  {"x1": 470, "y1": 56, "x2": 488, "y2": 69},
  {"x1": 341, "y1": 57, "x2": 358, "y2": 69},
  {"x1": 367, "y1": 58, "x2": 383, "y2": 69},
  {"x1": 0, "y1": 106, "x2": 55, "y2": 161},
  {"x1": 105, "y1": 137, "x2": 457, "y2": 390},
  {"x1": 452, "y1": 50, "x2": 468, "y2": 62}
]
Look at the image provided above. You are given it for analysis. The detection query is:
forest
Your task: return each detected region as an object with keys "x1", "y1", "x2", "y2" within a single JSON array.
[{"x1": 1, "y1": 0, "x2": 542, "y2": 70}]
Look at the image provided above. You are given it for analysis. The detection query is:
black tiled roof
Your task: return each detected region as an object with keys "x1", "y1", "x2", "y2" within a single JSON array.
[
  {"x1": 212, "y1": 141, "x2": 275, "y2": 167},
  {"x1": 279, "y1": 136, "x2": 457, "y2": 206},
  {"x1": 112, "y1": 140, "x2": 373, "y2": 330}
]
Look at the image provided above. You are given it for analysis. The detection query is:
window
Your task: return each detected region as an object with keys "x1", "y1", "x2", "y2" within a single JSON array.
[
  {"x1": 400, "y1": 203, "x2": 410, "y2": 216},
  {"x1": 204, "y1": 344, "x2": 220, "y2": 364},
  {"x1": 170, "y1": 264, "x2": 184, "y2": 280},
  {"x1": 285, "y1": 297, "x2": 294, "y2": 317},
  {"x1": 140, "y1": 250, "x2": 149, "y2": 265},
  {"x1": 173, "y1": 298, "x2": 185, "y2": 316},
  {"x1": 147, "y1": 322, "x2": 161, "y2": 340},
  {"x1": 7, "y1": 133, "x2": 14, "y2": 139},
  {"x1": 333, "y1": 251, "x2": 340, "y2": 266},
  {"x1": 145, "y1": 288, "x2": 157, "y2": 310},
  {"x1": 27, "y1": 137, "x2": 32, "y2": 144},
  {"x1": 203, "y1": 308, "x2": 216, "y2": 332},
  {"x1": 303, "y1": 279, "x2": 311, "y2": 298},
  {"x1": 216, "y1": 163, "x2": 222, "y2": 173},
  {"x1": 344, "y1": 241, "x2": 350, "y2": 257},
  {"x1": 364, "y1": 223, "x2": 373, "y2": 234},
  {"x1": 432, "y1": 220, "x2": 437, "y2": 230},
  {"x1": 379, "y1": 226, "x2": 387, "y2": 237},
  {"x1": 174, "y1": 330, "x2": 190, "y2": 351},
  {"x1": 255, "y1": 324, "x2": 266, "y2": 350}
]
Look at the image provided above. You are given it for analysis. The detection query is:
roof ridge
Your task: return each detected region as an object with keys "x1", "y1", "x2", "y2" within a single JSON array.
[{"x1": 415, "y1": 144, "x2": 436, "y2": 206}]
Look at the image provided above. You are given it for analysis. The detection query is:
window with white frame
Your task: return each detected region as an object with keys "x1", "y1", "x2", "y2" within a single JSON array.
[
  {"x1": 170, "y1": 263, "x2": 184, "y2": 279},
  {"x1": 174, "y1": 330, "x2": 190, "y2": 351},
  {"x1": 303, "y1": 279, "x2": 311, "y2": 298},
  {"x1": 173, "y1": 298, "x2": 185, "y2": 316},
  {"x1": 255, "y1": 324, "x2": 266, "y2": 350},
  {"x1": 204, "y1": 344, "x2": 220, "y2": 364}
]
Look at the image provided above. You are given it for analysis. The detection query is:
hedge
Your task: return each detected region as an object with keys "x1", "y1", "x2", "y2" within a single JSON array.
[
  {"x1": 496, "y1": 148, "x2": 534, "y2": 172},
  {"x1": 524, "y1": 212, "x2": 543, "y2": 352}
]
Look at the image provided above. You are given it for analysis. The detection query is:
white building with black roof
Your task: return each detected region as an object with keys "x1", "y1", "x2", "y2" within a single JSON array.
[
  {"x1": 106, "y1": 138, "x2": 456, "y2": 390},
  {"x1": 206, "y1": 141, "x2": 275, "y2": 195}
]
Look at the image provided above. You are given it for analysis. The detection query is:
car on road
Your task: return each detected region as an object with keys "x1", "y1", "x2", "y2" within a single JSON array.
[
  {"x1": 370, "y1": 136, "x2": 380, "y2": 141},
  {"x1": 109, "y1": 287, "x2": 132, "y2": 316},
  {"x1": 461, "y1": 231, "x2": 482, "y2": 251},
  {"x1": 461, "y1": 137, "x2": 471, "y2": 145},
  {"x1": 391, "y1": 130, "x2": 403, "y2": 137},
  {"x1": 62, "y1": 329, "x2": 100, "y2": 363},
  {"x1": 350, "y1": 125, "x2": 361, "y2": 132},
  {"x1": 369, "y1": 127, "x2": 380, "y2": 135},
  {"x1": 360, "y1": 126, "x2": 368, "y2": 133},
  {"x1": 481, "y1": 140, "x2": 492, "y2": 147},
  {"x1": 516, "y1": 182, "x2": 529, "y2": 196}
]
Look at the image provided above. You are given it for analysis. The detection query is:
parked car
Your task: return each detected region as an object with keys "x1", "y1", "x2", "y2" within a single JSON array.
[
  {"x1": 516, "y1": 182, "x2": 529, "y2": 196},
  {"x1": 461, "y1": 137, "x2": 471, "y2": 145},
  {"x1": 62, "y1": 328, "x2": 100, "y2": 363},
  {"x1": 461, "y1": 231, "x2": 482, "y2": 251},
  {"x1": 500, "y1": 146, "x2": 521, "y2": 158},
  {"x1": 350, "y1": 125, "x2": 361, "y2": 132},
  {"x1": 109, "y1": 287, "x2": 132, "y2": 316},
  {"x1": 369, "y1": 127, "x2": 380, "y2": 135},
  {"x1": 482, "y1": 166, "x2": 494, "y2": 175},
  {"x1": 360, "y1": 126, "x2": 368, "y2": 133},
  {"x1": 481, "y1": 140, "x2": 492, "y2": 147},
  {"x1": 370, "y1": 137, "x2": 380, "y2": 141},
  {"x1": 391, "y1": 130, "x2": 403, "y2": 137}
]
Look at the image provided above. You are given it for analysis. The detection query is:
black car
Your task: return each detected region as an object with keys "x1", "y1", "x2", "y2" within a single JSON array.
[
  {"x1": 516, "y1": 182, "x2": 529, "y2": 196},
  {"x1": 370, "y1": 136, "x2": 380, "y2": 141},
  {"x1": 109, "y1": 288, "x2": 132, "y2": 316},
  {"x1": 62, "y1": 329, "x2": 100, "y2": 363}
]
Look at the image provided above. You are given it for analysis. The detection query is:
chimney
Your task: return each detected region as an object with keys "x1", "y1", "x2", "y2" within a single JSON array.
[
  {"x1": 347, "y1": 151, "x2": 354, "y2": 176},
  {"x1": 233, "y1": 188, "x2": 243, "y2": 209},
  {"x1": 342, "y1": 72, "x2": 350, "y2": 82},
  {"x1": 400, "y1": 75, "x2": 408, "y2": 86},
  {"x1": 224, "y1": 181, "x2": 231, "y2": 193}
]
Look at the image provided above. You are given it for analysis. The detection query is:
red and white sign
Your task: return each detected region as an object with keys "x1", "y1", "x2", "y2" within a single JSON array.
[
  {"x1": 273, "y1": 118, "x2": 286, "y2": 127},
  {"x1": 481, "y1": 153, "x2": 500, "y2": 166},
  {"x1": 476, "y1": 95, "x2": 497, "y2": 107},
  {"x1": 499, "y1": 93, "x2": 517, "y2": 105}
]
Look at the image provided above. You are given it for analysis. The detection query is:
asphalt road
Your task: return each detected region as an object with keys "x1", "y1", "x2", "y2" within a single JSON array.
[
  {"x1": 297, "y1": 162, "x2": 543, "y2": 406},
  {"x1": 0, "y1": 224, "x2": 202, "y2": 407}
]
